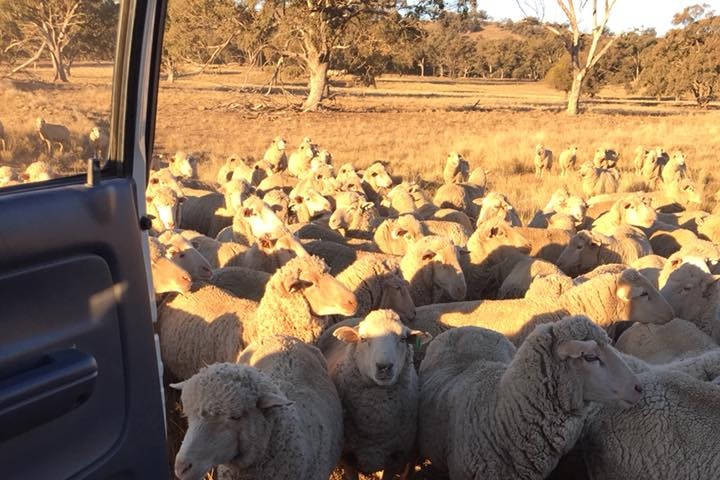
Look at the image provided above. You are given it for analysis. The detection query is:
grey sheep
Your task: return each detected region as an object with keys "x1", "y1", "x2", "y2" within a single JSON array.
[
  {"x1": 171, "y1": 335, "x2": 343, "y2": 480},
  {"x1": 418, "y1": 315, "x2": 642, "y2": 480},
  {"x1": 319, "y1": 310, "x2": 431, "y2": 480}
]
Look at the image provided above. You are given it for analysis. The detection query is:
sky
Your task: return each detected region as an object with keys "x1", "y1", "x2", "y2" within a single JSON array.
[{"x1": 483, "y1": 0, "x2": 720, "y2": 34}]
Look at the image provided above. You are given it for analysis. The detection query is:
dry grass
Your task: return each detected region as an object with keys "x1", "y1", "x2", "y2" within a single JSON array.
[{"x1": 2, "y1": 64, "x2": 720, "y2": 220}]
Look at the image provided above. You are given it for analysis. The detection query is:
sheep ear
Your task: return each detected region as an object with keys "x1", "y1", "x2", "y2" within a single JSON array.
[
  {"x1": 702, "y1": 276, "x2": 720, "y2": 298},
  {"x1": 146, "y1": 195, "x2": 154, "y2": 203},
  {"x1": 556, "y1": 339, "x2": 597, "y2": 360},
  {"x1": 333, "y1": 326, "x2": 361, "y2": 343},
  {"x1": 421, "y1": 250, "x2": 437, "y2": 261},
  {"x1": 257, "y1": 392, "x2": 293, "y2": 410},
  {"x1": 284, "y1": 277, "x2": 313, "y2": 294},
  {"x1": 178, "y1": 196, "x2": 186, "y2": 204},
  {"x1": 405, "y1": 330, "x2": 432, "y2": 347},
  {"x1": 149, "y1": 177, "x2": 159, "y2": 185},
  {"x1": 169, "y1": 381, "x2": 187, "y2": 391},
  {"x1": 616, "y1": 283, "x2": 644, "y2": 301},
  {"x1": 361, "y1": 202, "x2": 374, "y2": 211},
  {"x1": 472, "y1": 197, "x2": 484, "y2": 206},
  {"x1": 391, "y1": 227, "x2": 408, "y2": 239}
]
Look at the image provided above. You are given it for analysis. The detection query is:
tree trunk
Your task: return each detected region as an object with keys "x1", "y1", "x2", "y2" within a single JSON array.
[
  {"x1": 419, "y1": 59, "x2": 425, "y2": 77},
  {"x1": 49, "y1": 45, "x2": 69, "y2": 82},
  {"x1": 566, "y1": 70, "x2": 585, "y2": 115},
  {"x1": 302, "y1": 59, "x2": 329, "y2": 112}
]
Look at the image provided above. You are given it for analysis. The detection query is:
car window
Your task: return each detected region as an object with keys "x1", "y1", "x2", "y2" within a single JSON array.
[{"x1": 0, "y1": 1, "x2": 120, "y2": 188}]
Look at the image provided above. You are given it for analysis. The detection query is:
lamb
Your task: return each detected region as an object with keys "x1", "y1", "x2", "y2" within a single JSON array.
[
  {"x1": 158, "y1": 255, "x2": 357, "y2": 380},
  {"x1": 409, "y1": 268, "x2": 674, "y2": 345},
  {"x1": 418, "y1": 315, "x2": 642, "y2": 480},
  {"x1": 361, "y1": 161, "x2": 394, "y2": 207},
  {"x1": 581, "y1": 369, "x2": 720, "y2": 480},
  {"x1": 615, "y1": 318, "x2": 717, "y2": 364},
  {"x1": 558, "y1": 146, "x2": 578, "y2": 176},
  {"x1": 319, "y1": 310, "x2": 431, "y2": 479},
  {"x1": 556, "y1": 228, "x2": 652, "y2": 276},
  {"x1": 209, "y1": 266, "x2": 271, "y2": 301},
  {"x1": 474, "y1": 191, "x2": 521, "y2": 227},
  {"x1": 660, "y1": 150, "x2": 688, "y2": 184},
  {"x1": 335, "y1": 256, "x2": 415, "y2": 321},
  {"x1": 171, "y1": 335, "x2": 343, "y2": 480},
  {"x1": 35, "y1": 117, "x2": 70, "y2": 156},
  {"x1": 443, "y1": 151, "x2": 469, "y2": 184},
  {"x1": 88, "y1": 126, "x2": 108, "y2": 158},
  {"x1": 262, "y1": 136, "x2": 288, "y2": 173},
  {"x1": 591, "y1": 193, "x2": 657, "y2": 236},
  {"x1": 400, "y1": 235, "x2": 466, "y2": 306},
  {"x1": 659, "y1": 261, "x2": 720, "y2": 341},
  {"x1": 579, "y1": 161, "x2": 619, "y2": 198},
  {"x1": 533, "y1": 144, "x2": 552, "y2": 178}
]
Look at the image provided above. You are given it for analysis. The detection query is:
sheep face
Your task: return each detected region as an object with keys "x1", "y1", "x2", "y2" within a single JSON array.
[
  {"x1": 291, "y1": 188, "x2": 331, "y2": 219},
  {"x1": 256, "y1": 232, "x2": 307, "y2": 270},
  {"x1": 468, "y1": 220, "x2": 531, "y2": 258},
  {"x1": 556, "y1": 335, "x2": 642, "y2": 407},
  {"x1": 363, "y1": 162, "x2": 393, "y2": 189},
  {"x1": 273, "y1": 136, "x2": 286, "y2": 151},
  {"x1": 333, "y1": 310, "x2": 430, "y2": 385},
  {"x1": 337, "y1": 163, "x2": 358, "y2": 182},
  {"x1": 146, "y1": 186, "x2": 183, "y2": 231},
  {"x1": 171, "y1": 152, "x2": 199, "y2": 178},
  {"x1": 329, "y1": 199, "x2": 377, "y2": 235},
  {"x1": 149, "y1": 169, "x2": 185, "y2": 197},
  {"x1": 611, "y1": 196, "x2": 657, "y2": 229},
  {"x1": 149, "y1": 239, "x2": 192, "y2": 294},
  {"x1": 378, "y1": 275, "x2": 416, "y2": 321},
  {"x1": 241, "y1": 196, "x2": 285, "y2": 239},
  {"x1": 158, "y1": 232, "x2": 213, "y2": 283},
  {"x1": 415, "y1": 240, "x2": 467, "y2": 302},
  {"x1": 474, "y1": 192, "x2": 521, "y2": 227},
  {"x1": 222, "y1": 179, "x2": 251, "y2": 214},
  {"x1": 660, "y1": 263, "x2": 719, "y2": 327},
  {"x1": 282, "y1": 259, "x2": 358, "y2": 317},
  {"x1": 556, "y1": 231, "x2": 605, "y2": 276},
  {"x1": 617, "y1": 269, "x2": 674, "y2": 324},
  {"x1": 172, "y1": 365, "x2": 293, "y2": 480},
  {"x1": 672, "y1": 179, "x2": 702, "y2": 206}
]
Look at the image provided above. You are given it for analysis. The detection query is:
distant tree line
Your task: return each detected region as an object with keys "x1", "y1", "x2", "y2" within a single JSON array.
[{"x1": 1, "y1": 1, "x2": 718, "y2": 111}]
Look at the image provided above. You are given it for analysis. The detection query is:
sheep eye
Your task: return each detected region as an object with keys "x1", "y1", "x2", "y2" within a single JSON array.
[
  {"x1": 178, "y1": 253, "x2": 185, "y2": 258},
  {"x1": 229, "y1": 414, "x2": 244, "y2": 421},
  {"x1": 582, "y1": 353, "x2": 600, "y2": 362},
  {"x1": 576, "y1": 244, "x2": 583, "y2": 250},
  {"x1": 640, "y1": 291, "x2": 649, "y2": 298},
  {"x1": 372, "y1": 172, "x2": 378, "y2": 177}
]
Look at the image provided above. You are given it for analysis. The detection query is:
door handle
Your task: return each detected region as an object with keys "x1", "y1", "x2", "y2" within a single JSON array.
[{"x1": 0, "y1": 349, "x2": 98, "y2": 442}]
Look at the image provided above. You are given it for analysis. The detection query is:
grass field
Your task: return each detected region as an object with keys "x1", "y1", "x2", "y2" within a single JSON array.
[{"x1": 2, "y1": 63, "x2": 720, "y2": 220}]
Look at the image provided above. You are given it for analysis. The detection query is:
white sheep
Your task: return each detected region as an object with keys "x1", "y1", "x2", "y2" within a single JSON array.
[
  {"x1": 329, "y1": 192, "x2": 379, "y2": 238},
  {"x1": 443, "y1": 151, "x2": 469, "y2": 184},
  {"x1": 0, "y1": 166, "x2": 20, "y2": 187},
  {"x1": 581, "y1": 369, "x2": 720, "y2": 479},
  {"x1": 579, "y1": 161, "x2": 619, "y2": 198},
  {"x1": 288, "y1": 137, "x2": 317, "y2": 177},
  {"x1": 361, "y1": 161, "x2": 394, "y2": 207},
  {"x1": 400, "y1": 235, "x2": 467, "y2": 306},
  {"x1": 418, "y1": 315, "x2": 642, "y2": 479},
  {"x1": 660, "y1": 150, "x2": 688, "y2": 185},
  {"x1": 22, "y1": 160, "x2": 55, "y2": 183},
  {"x1": 529, "y1": 188, "x2": 587, "y2": 228},
  {"x1": 558, "y1": 145, "x2": 578, "y2": 176},
  {"x1": 168, "y1": 151, "x2": 199, "y2": 179},
  {"x1": 262, "y1": 136, "x2": 288, "y2": 173},
  {"x1": 593, "y1": 147, "x2": 619, "y2": 169},
  {"x1": 148, "y1": 236, "x2": 192, "y2": 295},
  {"x1": 145, "y1": 185, "x2": 184, "y2": 232},
  {"x1": 555, "y1": 228, "x2": 652, "y2": 276},
  {"x1": 410, "y1": 268, "x2": 674, "y2": 346},
  {"x1": 157, "y1": 230, "x2": 213, "y2": 284},
  {"x1": 591, "y1": 194, "x2": 657, "y2": 236},
  {"x1": 35, "y1": 117, "x2": 70, "y2": 156},
  {"x1": 615, "y1": 318, "x2": 717, "y2": 364},
  {"x1": 88, "y1": 126, "x2": 108, "y2": 159},
  {"x1": 474, "y1": 191, "x2": 522, "y2": 227},
  {"x1": 171, "y1": 335, "x2": 343, "y2": 480},
  {"x1": 432, "y1": 183, "x2": 482, "y2": 220},
  {"x1": 533, "y1": 144, "x2": 552, "y2": 178},
  {"x1": 319, "y1": 310, "x2": 431, "y2": 479}
]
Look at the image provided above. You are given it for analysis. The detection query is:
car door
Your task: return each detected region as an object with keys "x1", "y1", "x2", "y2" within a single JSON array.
[{"x1": 0, "y1": 1, "x2": 169, "y2": 478}]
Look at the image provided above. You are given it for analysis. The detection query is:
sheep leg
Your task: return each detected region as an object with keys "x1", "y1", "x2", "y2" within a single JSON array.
[
  {"x1": 0, "y1": 138, "x2": 5, "y2": 151},
  {"x1": 57, "y1": 142, "x2": 64, "y2": 156}
]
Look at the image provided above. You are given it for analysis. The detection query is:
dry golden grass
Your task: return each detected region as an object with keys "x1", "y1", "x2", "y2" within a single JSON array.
[{"x1": 2, "y1": 64, "x2": 720, "y2": 222}]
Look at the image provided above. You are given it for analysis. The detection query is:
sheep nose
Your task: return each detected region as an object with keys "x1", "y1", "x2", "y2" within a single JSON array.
[
  {"x1": 167, "y1": 221, "x2": 176, "y2": 229},
  {"x1": 634, "y1": 384, "x2": 643, "y2": 394},
  {"x1": 376, "y1": 363, "x2": 393, "y2": 374},
  {"x1": 175, "y1": 459, "x2": 193, "y2": 477}
]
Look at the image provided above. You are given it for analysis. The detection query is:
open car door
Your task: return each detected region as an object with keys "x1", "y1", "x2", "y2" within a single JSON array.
[{"x1": 0, "y1": 1, "x2": 169, "y2": 478}]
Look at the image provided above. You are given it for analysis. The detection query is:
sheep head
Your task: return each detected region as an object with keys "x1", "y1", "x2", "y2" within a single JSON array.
[{"x1": 616, "y1": 268, "x2": 674, "y2": 325}]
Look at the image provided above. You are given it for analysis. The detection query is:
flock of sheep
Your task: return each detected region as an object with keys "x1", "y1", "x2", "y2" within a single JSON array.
[{"x1": 4, "y1": 126, "x2": 720, "y2": 479}]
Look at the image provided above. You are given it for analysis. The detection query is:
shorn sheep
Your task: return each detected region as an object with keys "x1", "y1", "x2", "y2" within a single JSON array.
[
  {"x1": 36, "y1": 117, "x2": 70, "y2": 156},
  {"x1": 418, "y1": 315, "x2": 642, "y2": 480},
  {"x1": 320, "y1": 310, "x2": 431, "y2": 480},
  {"x1": 533, "y1": 144, "x2": 552, "y2": 178},
  {"x1": 172, "y1": 335, "x2": 343, "y2": 480}
]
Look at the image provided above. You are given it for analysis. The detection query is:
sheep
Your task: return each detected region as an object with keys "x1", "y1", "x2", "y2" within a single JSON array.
[
  {"x1": 556, "y1": 228, "x2": 652, "y2": 276},
  {"x1": 615, "y1": 318, "x2": 717, "y2": 364},
  {"x1": 558, "y1": 146, "x2": 578, "y2": 176},
  {"x1": 240, "y1": 230, "x2": 308, "y2": 274},
  {"x1": 22, "y1": 160, "x2": 55, "y2": 182},
  {"x1": 148, "y1": 236, "x2": 192, "y2": 295},
  {"x1": 0, "y1": 119, "x2": 5, "y2": 151},
  {"x1": 171, "y1": 335, "x2": 343, "y2": 480},
  {"x1": 251, "y1": 255, "x2": 358, "y2": 342},
  {"x1": 497, "y1": 255, "x2": 567, "y2": 299},
  {"x1": 183, "y1": 233, "x2": 248, "y2": 269},
  {"x1": 168, "y1": 151, "x2": 199, "y2": 179},
  {"x1": 263, "y1": 188, "x2": 291, "y2": 223},
  {"x1": 179, "y1": 188, "x2": 227, "y2": 238},
  {"x1": 418, "y1": 315, "x2": 642, "y2": 480},
  {"x1": 662, "y1": 177, "x2": 703, "y2": 208},
  {"x1": 310, "y1": 149, "x2": 332, "y2": 171},
  {"x1": 443, "y1": 151, "x2": 469, "y2": 184},
  {"x1": 590, "y1": 193, "x2": 657, "y2": 236},
  {"x1": 208, "y1": 267, "x2": 271, "y2": 301},
  {"x1": 319, "y1": 310, "x2": 431, "y2": 480},
  {"x1": 335, "y1": 256, "x2": 415, "y2": 322},
  {"x1": 237, "y1": 195, "x2": 286, "y2": 240},
  {"x1": 432, "y1": 183, "x2": 482, "y2": 220},
  {"x1": 288, "y1": 137, "x2": 317, "y2": 177},
  {"x1": 580, "y1": 369, "x2": 720, "y2": 480},
  {"x1": 533, "y1": 144, "x2": 552, "y2": 178},
  {"x1": 373, "y1": 215, "x2": 424, "y2": 256},
  {"x1": 262, "y1": 136, "x2": 288, "y2": 173},
  {"x1": 218, "y1": 177, "x2": 252, "y2": 217},
  {"x1": 0, "y1": 166, "x2": 20, "y2": 187},
  {"x1": 640, "y1": 148, "x2": 665, "y2": 187},
  {"x1": 328, "y1": 192, "x2": 378, "y2": 239},
  {"x1": 659, "y1": 262, "x2": 720, "y2": 341},
  {"x1": 474, "y1": 191, "x2": 522, "y2": 227},
  {"x1": 579, "y1": 161, "x2": 619, "y2": 198},
  {"x1": 361, "y1": 161, "x2": 394, "y2": 207},
  {"x1": 400, "y1": 235, "x2": 466, "y2": 306},
  {"x1": 382, "y1": 182, "x2": 422, "y2": 216},
  {"x1": 289, "y1": 186, "x2": 332, "y2": 222},
  {"x1": 148, "y1": 167, "x2": 185, "y2": 198},
  {"x1": 409, "y1": 268, "x2": 674, "y2": 346},
  {"x1": 649, "y1": 227, "x2": 698, "y2": 257},
  {"x1": 633, "y1": 145, "x2": 650, "y2": 175},
  {"x1": 660, "y1": 150, "x2": 688, "y2": 184},
  {"x1": 216, "y1": 154, "x2": 245, "y2": 183},
  {"x1": 511, "y1": 226, "x2": 573, "y2": 263},
  {"x1": 593, "y1": 147, "x2": 619, "y2": 169},
  {"x1": 35, "y1": 117, "x2": 70, "y2": 156},
  {"x1": 629, "y1": 254, "x2": 666, "y2": 288},
  {"x1": 146, "y1": 185, "x2": 184, "y2": 232},
  {"x1": 88, "y1": 126, "x2": 108, "y2": 158},
  {"x1": 524, "y1": 273, "x2": 575, "y2": 299},
  {"x1": 157, "y1": 230, "x2": 213, "y2": 284},
  {"x1": 529, "y1": 188, "x2": 587, "y2": 228}
]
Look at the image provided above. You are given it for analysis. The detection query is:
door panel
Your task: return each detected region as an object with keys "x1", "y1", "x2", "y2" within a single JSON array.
[{"x1": 0, "y1": 179, "x2": 168, "y2": 478}]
